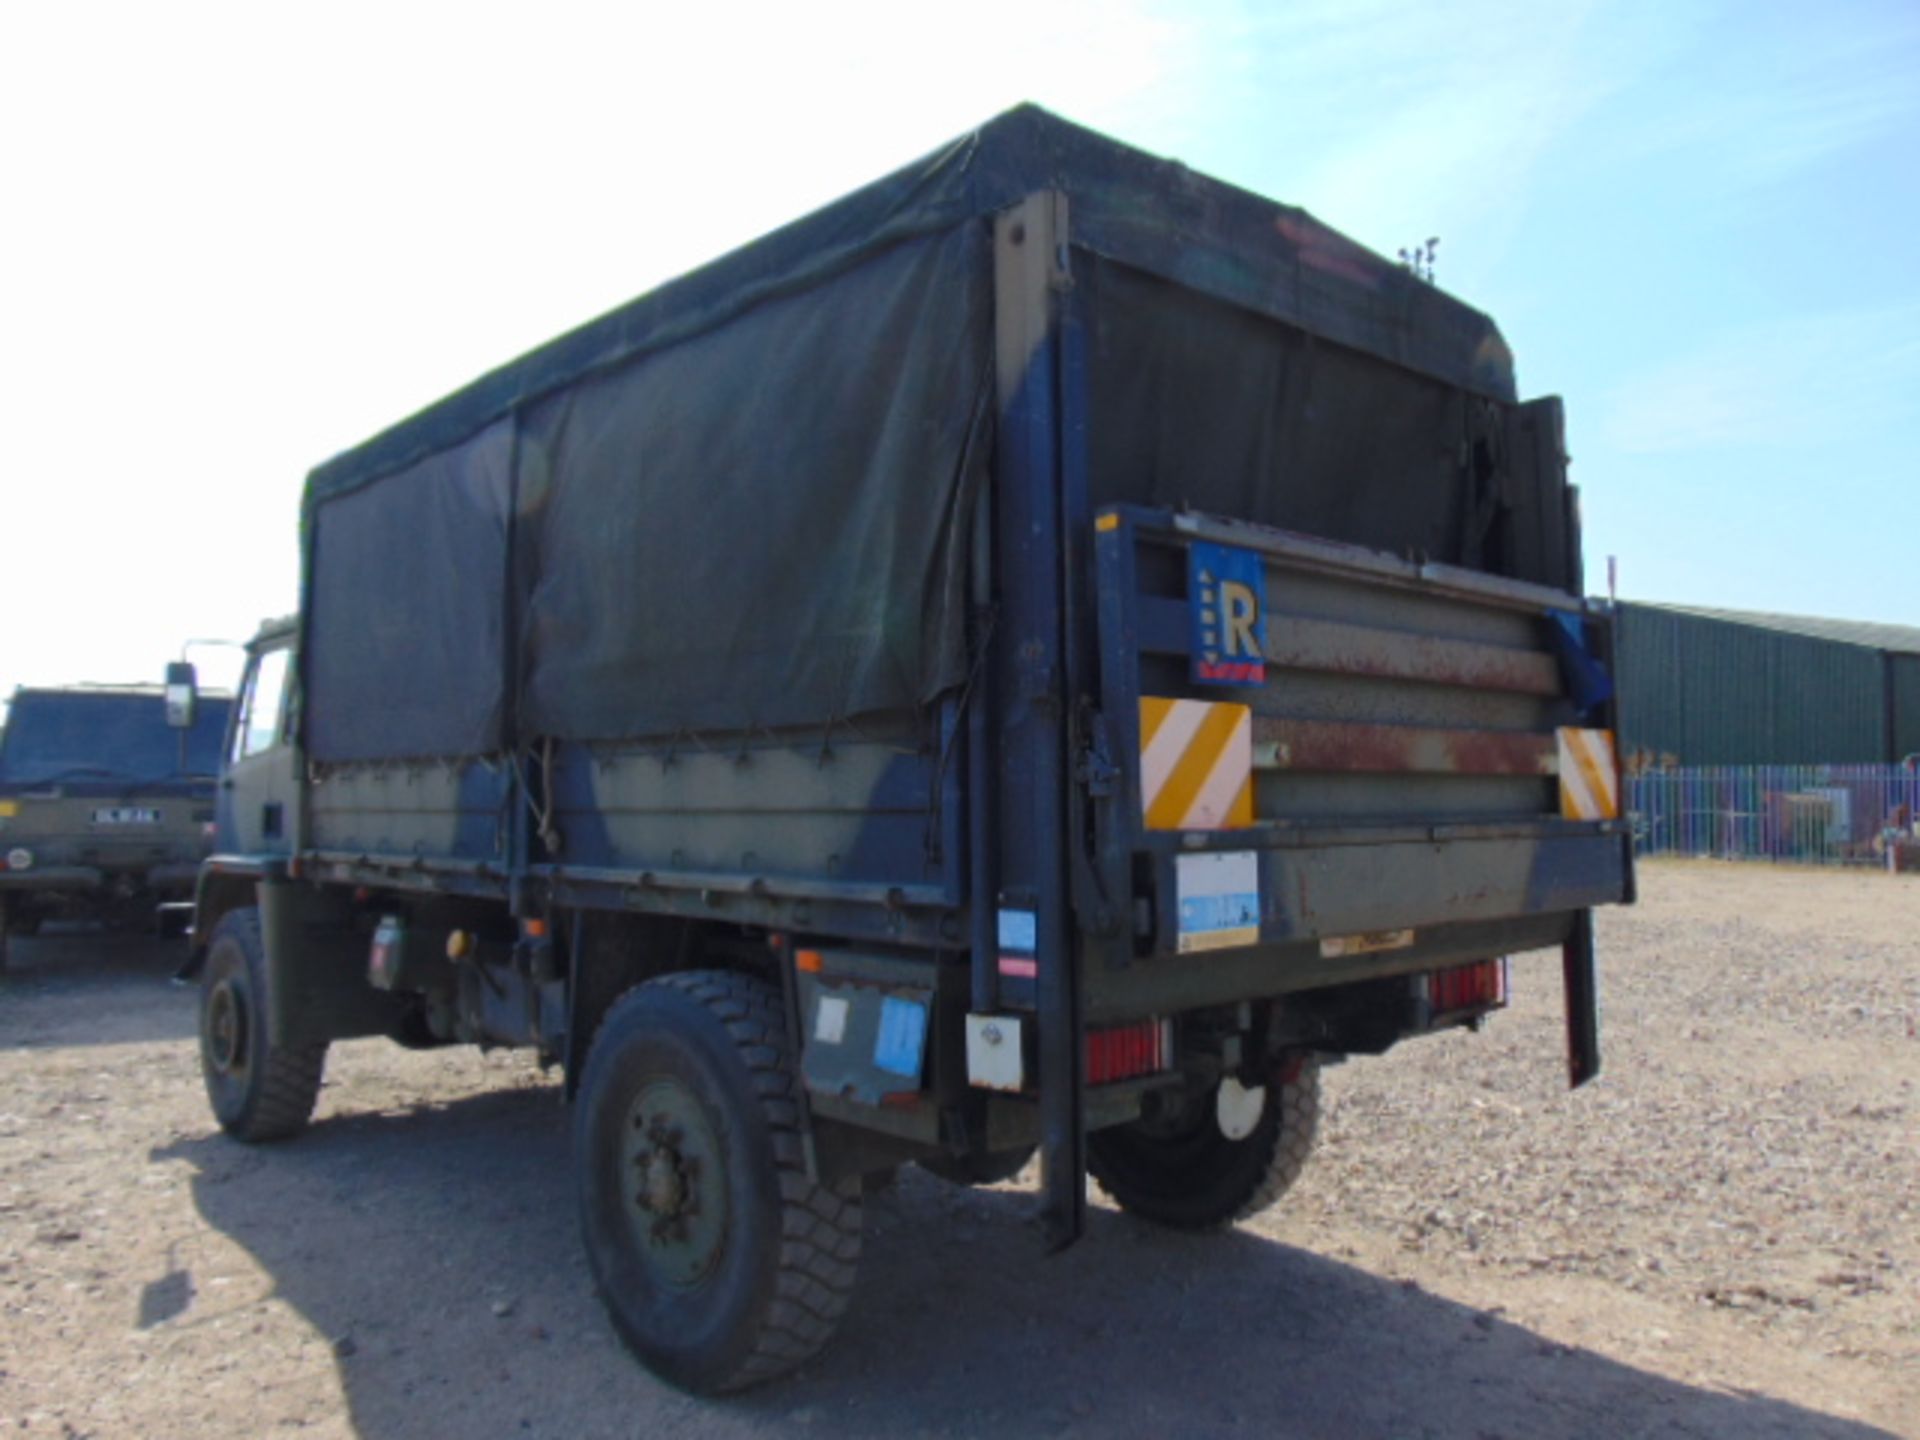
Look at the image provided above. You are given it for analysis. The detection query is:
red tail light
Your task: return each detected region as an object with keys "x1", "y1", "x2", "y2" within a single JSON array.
[
  {"x1": 1423, "y1": 958, "x2": 1509, "y2": 1015},
  {"x1": 1086, "y1": 1018, "x2": 1173, "y2": 1085}
]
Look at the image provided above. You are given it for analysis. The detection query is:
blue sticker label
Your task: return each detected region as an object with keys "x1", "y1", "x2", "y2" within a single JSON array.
[
  {"x1": 1175, "y1": 850, "x2": 1261, "y2": 953},
  {"x1": 1178, "y1": 892, "x2": 1260, "y2": 934},
  {"x1": 873, "y1": 996, "x2": 929, "y2": 1079},
  {"x1": 1189, "y1": 542, "x2": 1267, "y2": 686},
  {"x1": 997, "y1": 908, "x2": 1037, "y2": 955}
]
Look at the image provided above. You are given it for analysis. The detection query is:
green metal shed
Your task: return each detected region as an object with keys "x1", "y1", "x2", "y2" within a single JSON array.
[{"x1": 1616, "y1": 602, "x2": 1920, "y2": 766}]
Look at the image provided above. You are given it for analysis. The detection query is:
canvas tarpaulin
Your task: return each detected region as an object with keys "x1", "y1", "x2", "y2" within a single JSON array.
[
  {"x1": 303, "y1": 227, "x2": 990, "y2": 761},
  {"x1": 518, "y1": 222, "x2": 991, "y2": 741},
  {"x1": 1083, "y1": 256, "x2": 1566, "y2": 587},
  {"x1": 304, "y1": 420, "x2": 513, "y2": 762}
]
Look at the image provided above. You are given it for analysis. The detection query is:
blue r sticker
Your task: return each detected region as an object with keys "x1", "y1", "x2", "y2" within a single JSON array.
[{"x1": 1190, "y1": 542, "x2": 1267, "y2": 687}]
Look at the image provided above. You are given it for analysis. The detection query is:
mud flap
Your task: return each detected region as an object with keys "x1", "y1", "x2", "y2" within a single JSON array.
[
  {"x1": 259, "y1": 878, "x2": 407, "y2": 1048},
  {"x1": 1562, "y1": 908, "x2": 1601, "y2": 1087}
]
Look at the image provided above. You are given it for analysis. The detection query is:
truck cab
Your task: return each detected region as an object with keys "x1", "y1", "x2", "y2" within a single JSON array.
[
  {"x1": 214, "y1": 617, "x2": 300, "y2": 858},
  {"x1": 0, "y1": 684, "x2": 230, "y2": 967}
]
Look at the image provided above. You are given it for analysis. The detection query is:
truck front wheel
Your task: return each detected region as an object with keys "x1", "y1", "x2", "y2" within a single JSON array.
[
  {"x1": 1089, "y1": 1055, "x2": 1321, "y2": 1230},
  {"x1": 199, "y1": 907, "x2": 328, "y2": 1142},
  {"x1": 574, "y1": 970, "x2": 862, "y2": 1394}
]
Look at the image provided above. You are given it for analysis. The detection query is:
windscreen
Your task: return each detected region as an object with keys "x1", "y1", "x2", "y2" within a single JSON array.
[{"x1": 0, "y1": 692, "x2": 232, "y2": 787}]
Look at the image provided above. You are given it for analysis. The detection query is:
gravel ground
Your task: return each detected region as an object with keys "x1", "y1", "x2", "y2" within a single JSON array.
[{"x1": 1, "y1": 860, "x2": 1915, "y2": 1438}]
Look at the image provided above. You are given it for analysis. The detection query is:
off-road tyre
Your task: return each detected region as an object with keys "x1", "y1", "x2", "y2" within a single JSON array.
[
  {"x1": 1089, "y1": 1056, "x2": 1320, "y2": 1230},
  {"x1": 574, "y1": 969, "x2": 862, "y2": 1394},
  {"x1": 917, "y1": 1145, "x2": 1037, "y2": 1187},
  {"x1": 199, "y1": 907, "x2": 327, "y2": 1142}
]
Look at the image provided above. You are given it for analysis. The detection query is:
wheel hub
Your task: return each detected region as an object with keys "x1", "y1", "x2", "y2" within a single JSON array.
[
  {"x1": 634, "y1": 1117, "x2": 699, "y2": 1227},
  {"x1": 207, "y1": 980, "x2": 248, "y2": 1074},
  {"x1": 621, "y1": 1080, "x2": 726, "y2": 1289}
]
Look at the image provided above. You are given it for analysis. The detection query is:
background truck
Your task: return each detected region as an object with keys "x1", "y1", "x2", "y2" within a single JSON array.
[
  {"x1": 0, "y1": 684, "x2": 231, "y2": 968},
  {"x1": 180, "y1": 105, "x2": 1632, "y2": 1394}
]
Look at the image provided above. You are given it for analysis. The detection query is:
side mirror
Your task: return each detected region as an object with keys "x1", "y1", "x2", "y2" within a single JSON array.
[{"x1": 164, "y1": 660, "x2": 199, "y2": 730}]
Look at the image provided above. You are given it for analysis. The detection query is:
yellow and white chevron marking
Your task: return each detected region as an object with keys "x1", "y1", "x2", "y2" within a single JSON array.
[
  {"x1": 1140, "y1": 697, "x2": 1254, "y2": 831},
  {"x1": 1557, "y1": 727, "x2": 1620, "y2": 820}
]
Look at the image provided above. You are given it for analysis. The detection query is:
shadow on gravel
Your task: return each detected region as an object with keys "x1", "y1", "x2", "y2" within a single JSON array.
[
  {"x1": 155, "y1": 1088, "x2": 1897, "y2": 1440},
  {"x1": 0, "y1": 926, "x2": 198, "y2": 1047}
]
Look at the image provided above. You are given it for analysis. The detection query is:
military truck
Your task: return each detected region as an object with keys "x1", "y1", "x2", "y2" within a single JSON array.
[
  {"x1": 181, "y1": 106, "x2": 1631, "y2": 1393},
  {"x1": 0, "y1": 684, "x2": 231, "y2": 968}
]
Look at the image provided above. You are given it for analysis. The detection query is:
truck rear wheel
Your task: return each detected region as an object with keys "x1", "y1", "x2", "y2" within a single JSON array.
[
  {"x1": 1089, "y1": 1055, "x2": 1320, "y2": 1230},
  {"x1": 574, "y1": 970, "x2": 861, "y2": 1394},
  {"x1": 199, "y1": 907, "x2": 328, "y2": 1142}
]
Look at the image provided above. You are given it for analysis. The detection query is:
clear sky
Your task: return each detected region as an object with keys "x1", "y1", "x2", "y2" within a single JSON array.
[{"x1": 2, "y1": 0, "x2": 1914, "y2": 701}]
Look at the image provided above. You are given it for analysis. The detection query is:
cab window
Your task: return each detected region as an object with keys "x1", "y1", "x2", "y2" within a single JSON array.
[{"x1": 233, "y1": 648, "x2": 292, "y2": 762}]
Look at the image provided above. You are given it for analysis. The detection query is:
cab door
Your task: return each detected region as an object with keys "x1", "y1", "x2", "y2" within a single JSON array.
[{"x1": 218, "y1": 643, "x2": 298, "y2": 856}]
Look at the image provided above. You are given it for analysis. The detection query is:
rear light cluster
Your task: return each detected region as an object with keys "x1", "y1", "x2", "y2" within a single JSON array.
[
  {"x1": 1422, "y1": 958, "x2": 1509, "y2": 1016},
  {"x1": 1085, "y1": 1018, "x2": 1173, "y2": 1085}
]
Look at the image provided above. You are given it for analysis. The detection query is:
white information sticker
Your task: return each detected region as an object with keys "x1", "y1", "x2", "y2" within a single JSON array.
[
  {"x1": 813, "y1": 995, "x2": 850, "y2": 1045},
  {"x1": 1175, "y1": 850, "x2": 1260, "y2": 953}
]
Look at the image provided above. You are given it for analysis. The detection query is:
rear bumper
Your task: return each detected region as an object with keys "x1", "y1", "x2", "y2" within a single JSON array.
[
  {"x1": 1139, "y1": 821, "x2": 1629, "y2": 951},
  {"x1": 1088, "y1": 909, "x2": 1571, "y2": 1023},
  {"x1": 0, "y1": 863, "x2": 200, "y2": 897},
  {"x1": 1085, "y1": 821, "x2": 1630, "y2": 1025},
  {"x1": 0, "y1": 866, "x2": 105, "y2": 894}
]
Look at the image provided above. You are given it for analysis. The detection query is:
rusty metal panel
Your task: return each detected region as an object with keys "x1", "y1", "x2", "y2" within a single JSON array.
[
  {"x1": 1262, "y1": 614, "x2": 1561, "y2": 696},
  {"x1": 1252, "y1": 716, "x2": 1556, "y2": 776},
  {"x1": 1255, "y1": 773, "x2": 1552, "y2": 821}
]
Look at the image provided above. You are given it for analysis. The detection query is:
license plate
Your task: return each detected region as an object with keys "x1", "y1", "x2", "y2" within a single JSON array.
[{"x1": 92, "y1": 807, "x2": 160, "y2": 825}]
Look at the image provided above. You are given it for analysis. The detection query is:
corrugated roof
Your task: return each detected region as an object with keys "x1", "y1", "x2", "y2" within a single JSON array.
[{"x1": 1633, "y1": 603, "x2": 1920, "y2": 656}]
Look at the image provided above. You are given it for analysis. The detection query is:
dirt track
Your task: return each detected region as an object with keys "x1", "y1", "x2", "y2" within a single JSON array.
[{"x1": 2, "y1": 861, "x2": 1915, "y2": 1438}]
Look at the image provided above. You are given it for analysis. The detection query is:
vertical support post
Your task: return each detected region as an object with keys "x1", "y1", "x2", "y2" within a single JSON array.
[
  {"x1": 967, "y1": 404, "x2": 999, "y2": 1016},
  {"x1": 992, "y1": 192, "x2": 1084, "y2": 1250},
  {"x1": 771, "y1": 932, "x2": 823, "y2": 1182},
  {"x1": 1562, "y1": 907, "x2": 1601, "y2": 1088},
  {"x1": 505, "y1": 417, "x2": 533, "y2": 919},
  {"x1": 1590, "y1": 602, "x2": 1636, "y2": 904}
]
